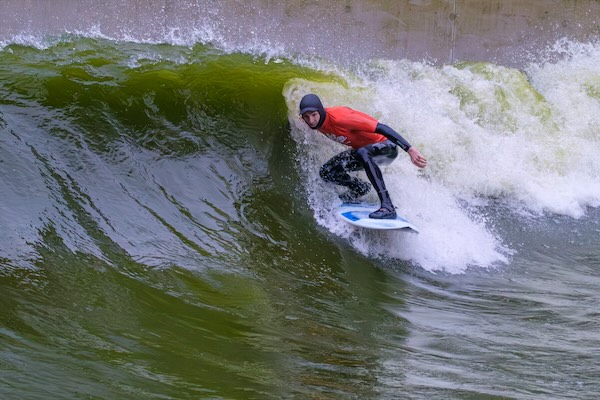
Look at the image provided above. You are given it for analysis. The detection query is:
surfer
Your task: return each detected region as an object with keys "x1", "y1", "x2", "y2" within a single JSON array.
[{"x1": 299, "y1": 94, "x2": 427, "y2": 219}]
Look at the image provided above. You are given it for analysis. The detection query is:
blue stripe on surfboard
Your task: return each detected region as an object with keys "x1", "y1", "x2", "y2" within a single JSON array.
[
  {"x1": 341, "y1": 211, "x2": 361, "y2": 221},
  {"x1": 340, "y1": 210, "x2": 409, "y2": 223}
]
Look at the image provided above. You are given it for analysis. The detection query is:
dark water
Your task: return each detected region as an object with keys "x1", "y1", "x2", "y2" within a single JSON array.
[{"x1": 1, "y1": 4, "x2": 600, "y2": 400}]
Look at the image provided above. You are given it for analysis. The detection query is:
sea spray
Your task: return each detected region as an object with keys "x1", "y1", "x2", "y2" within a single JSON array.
[
  {"x1": 284, "y1": 76, "x2": 510, "y2": 273},
  {"x1": 284, "y1": 46, "x2": 600, "y2": 271}
]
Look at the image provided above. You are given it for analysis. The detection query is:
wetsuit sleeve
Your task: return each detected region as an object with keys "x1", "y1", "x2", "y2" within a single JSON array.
[{"x1": 375, "y1": 123, "x2": 411, "y2": 152}]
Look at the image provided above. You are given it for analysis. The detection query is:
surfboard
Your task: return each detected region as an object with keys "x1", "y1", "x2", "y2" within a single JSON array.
[{"x1": 336, "y1": 203, "x2": 419, "y2": 232}]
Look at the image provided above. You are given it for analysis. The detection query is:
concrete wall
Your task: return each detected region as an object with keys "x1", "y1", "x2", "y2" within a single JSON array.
[
  {"x1": 2, "y1": 0, "x2": 599, "y2": 67},
  {"x1": 449, "y1": 0, "x2": 600, "y2": 64}
]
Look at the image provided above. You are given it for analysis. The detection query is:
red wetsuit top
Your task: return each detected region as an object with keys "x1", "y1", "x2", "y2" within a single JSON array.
[{"x1": 318, "y1": 107, "x2": 387, "y2": 149}]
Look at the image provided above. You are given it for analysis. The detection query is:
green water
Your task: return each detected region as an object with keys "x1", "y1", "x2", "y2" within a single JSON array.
[{"x1": 2, "y1": 35, "x2": 600, "y2": 400}]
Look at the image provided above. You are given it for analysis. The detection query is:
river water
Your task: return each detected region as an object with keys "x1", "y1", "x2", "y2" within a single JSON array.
[{"x1": 1, "y1": 1, "x2": 599, "y2": 399}]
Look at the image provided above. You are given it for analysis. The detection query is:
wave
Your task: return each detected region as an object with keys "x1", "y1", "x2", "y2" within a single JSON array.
[
  {"x1": 1, "y1": 35, "x2": 599, "y2": 274},
  {"x1": 284, "y1": 44, "x2": 600, "y2": 271},
  {"x1": 0, "y1": 38, "x2": 328, "y2": 272}
]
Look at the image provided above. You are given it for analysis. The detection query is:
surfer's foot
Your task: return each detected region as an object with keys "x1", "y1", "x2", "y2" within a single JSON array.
[
  {"x1": 369, "y1": 207, "x2": 396, "y2": 219},
  {"x1": 339, "y1": 182, "x2": 370, "y2": 203}
]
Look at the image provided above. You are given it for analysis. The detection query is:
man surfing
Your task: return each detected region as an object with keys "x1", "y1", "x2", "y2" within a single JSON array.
[{"x1": 299, "y1": 94, "x2": 427, "y2": 219}]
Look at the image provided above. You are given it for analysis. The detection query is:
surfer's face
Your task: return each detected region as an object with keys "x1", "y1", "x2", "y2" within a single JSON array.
[{"x1": 302, "y1": 111, "x2": 320, "y2": 128}]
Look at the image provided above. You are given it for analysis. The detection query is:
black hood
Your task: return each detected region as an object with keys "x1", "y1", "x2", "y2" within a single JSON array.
[{"x1": 299, "y1": 94, "x2": 326, "y2": 129}]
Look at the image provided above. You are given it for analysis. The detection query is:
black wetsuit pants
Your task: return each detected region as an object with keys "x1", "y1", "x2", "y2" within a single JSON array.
[{"x1": 319, "y1": 140, "x2": 398, "y2": 209}]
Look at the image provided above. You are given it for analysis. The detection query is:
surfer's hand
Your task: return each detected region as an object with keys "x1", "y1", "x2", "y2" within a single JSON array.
[{"x1": 408, "y1": 147, "x2": 427, "y2": 168}]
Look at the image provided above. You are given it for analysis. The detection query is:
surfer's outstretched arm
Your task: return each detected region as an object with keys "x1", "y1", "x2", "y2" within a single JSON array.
[
  {"x1": 375, "y1": 123, "x2": 411, "y2": 151},
  {"x1": 375, "y1": 123, "x2": 427, "y2": 168}
]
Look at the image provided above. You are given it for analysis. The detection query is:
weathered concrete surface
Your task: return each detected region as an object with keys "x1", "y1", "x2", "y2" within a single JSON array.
[
  {"x1": 1, "y1": 0, "x2": 599, "y2": 67},
  {"x1": 450, "y1": 0, "x2": 600, "y2": 64}
]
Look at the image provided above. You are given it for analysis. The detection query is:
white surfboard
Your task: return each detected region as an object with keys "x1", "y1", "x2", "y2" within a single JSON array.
[{"x1": 336, "y1": 203, "x2": 419, "y2": 232}]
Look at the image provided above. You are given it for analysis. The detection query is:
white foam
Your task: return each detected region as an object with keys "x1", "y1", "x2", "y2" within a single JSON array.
[
  {"x1": 284, "y1": 78, "x2": 510, "y2": 273},
  {"x1": 284, "y1": 43, "x2": 600, "y2": 271}
]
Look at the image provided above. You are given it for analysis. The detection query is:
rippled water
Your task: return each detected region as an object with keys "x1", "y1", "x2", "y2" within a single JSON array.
[{"x1": 1, "y1": 2, "x2": 600, "y2": 399}]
